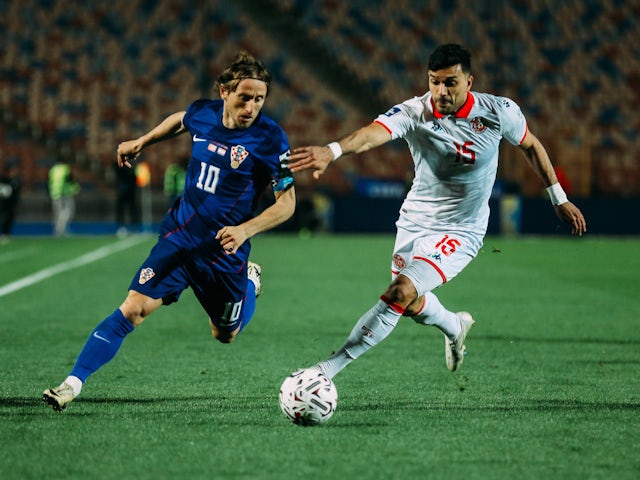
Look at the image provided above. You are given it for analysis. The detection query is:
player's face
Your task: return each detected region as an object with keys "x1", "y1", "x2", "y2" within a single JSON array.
[
  {"x1": 428, "y1": 64, "x2": 473, "y2": 115},
  {"x1": 220, "y1": 78, "x2": 268, "y2": 129}
]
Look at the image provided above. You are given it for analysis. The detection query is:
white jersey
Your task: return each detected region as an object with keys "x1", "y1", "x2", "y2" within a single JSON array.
[{"x1": 375, "y1": 91, "x2": 527, "y2": 244}]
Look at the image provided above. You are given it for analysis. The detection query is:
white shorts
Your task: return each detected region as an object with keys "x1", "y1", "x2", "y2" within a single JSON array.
[{"x1": 390, "y1": 226, "x2": 479, "y2": 296}]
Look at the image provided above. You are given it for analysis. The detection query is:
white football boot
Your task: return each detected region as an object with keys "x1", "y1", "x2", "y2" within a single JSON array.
[
  {"x1": 42, "y1": 382, "x2": 76, "y2": 412},
  {"x1": 445, "y1": 312, "x2": 475, "y2": 372},
  {"x1": 247, "y1": 261, "x2": 263, "y2": 297}
]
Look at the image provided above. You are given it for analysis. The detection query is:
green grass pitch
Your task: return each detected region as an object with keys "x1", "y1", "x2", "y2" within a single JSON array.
[{"x1": 0, "y1": 234, "x2": 638, "y2": 479}]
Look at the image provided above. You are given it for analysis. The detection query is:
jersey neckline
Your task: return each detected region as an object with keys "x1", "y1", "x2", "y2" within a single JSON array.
[{"x1": 431, "y1": 92, "x2": 474, "y2": 119}]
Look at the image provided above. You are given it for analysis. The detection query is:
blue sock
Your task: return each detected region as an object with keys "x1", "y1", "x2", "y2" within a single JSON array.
[
  {"x1": 238, "y1": 281, "x2": 257, "y2": 333},
  {"x1": 70, "y1": 309, "x2": 135, "y2": 382}
]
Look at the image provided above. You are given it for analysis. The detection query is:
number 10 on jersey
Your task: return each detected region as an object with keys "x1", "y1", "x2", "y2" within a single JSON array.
[{"x1": 196, "y1": 162, "x2": 220, "y2": 193}]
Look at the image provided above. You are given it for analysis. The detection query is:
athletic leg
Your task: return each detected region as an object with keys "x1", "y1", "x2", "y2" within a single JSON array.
[
  {"x1": 43, "y1": 308, "x2": 136, "y2": 411},
  {"x1": 397, "y1": 231, "x2": 477, "y2": 337},
  {"x1": 411, "y1": 291, "x2": 462, "y2": 339},
  {"x1": 238, "y1": 278, "x2": 257, "y2": 333},
  {"x1": 195, "y1": 263, "x2": 251, "y2": 344},
  {"x1": 208, "y1": 274, "x2": 257, "y2": 342},
  {"x1": 52, "y1": 198, "x2": 64, "y2": 236},
  {"x1": 238, "y1": 261, "x2": 262, "y2": 333},
  {"x1": 43, "y1": 238, "x2": 182, "y2": 411},
  {"x1": 314, "y1": 298, "x2": 402, "y2": 379},
  {"x1": 58, "y1": 197, "x2": 74, "y2": 235},
  {"x1": 69, "y1": 308, "x2": 136, "y2": 384}
]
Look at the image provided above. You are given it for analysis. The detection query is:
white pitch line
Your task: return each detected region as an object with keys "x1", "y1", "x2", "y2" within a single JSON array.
[{"x1": 0, "y1": 235, "x2": 149, "y2": 298}]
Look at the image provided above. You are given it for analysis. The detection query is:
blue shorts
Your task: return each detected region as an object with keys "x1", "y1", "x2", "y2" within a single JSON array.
[{"x1": 129, "y1": 237, "x2": 248, "y2": 331}]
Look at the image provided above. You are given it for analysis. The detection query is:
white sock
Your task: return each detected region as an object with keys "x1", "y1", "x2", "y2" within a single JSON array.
[
  {"x1": 315, "y1": 300, "x2": 401, "y2": 379},
  {"x1": 411, "y1": 292, "x2": 461, "y2": 340},
  {"x1": 64, "y1": 375, "x2": 83, "y2": 397}
]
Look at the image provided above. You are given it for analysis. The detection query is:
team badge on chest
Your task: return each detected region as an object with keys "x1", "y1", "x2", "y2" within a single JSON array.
[
  {"x1": 230, "y1": 145, "x2": 249, "y2": 169},
  {"x1": 470, "y1": 117, "x2": 486, "y2": 133}
]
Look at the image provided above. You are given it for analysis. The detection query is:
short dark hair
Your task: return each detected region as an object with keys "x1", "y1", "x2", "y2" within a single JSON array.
[
  {"x1": 428, "y1": 44, "x2": 471, "y2": 74},
  {"x1": 215, "y1": 51, "x2": 272, "y2": 95}
]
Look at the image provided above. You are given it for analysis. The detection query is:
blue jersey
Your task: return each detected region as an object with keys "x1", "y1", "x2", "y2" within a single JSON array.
[{"x1": 158, "y1": 99, "x2": 293, "y2": 272}]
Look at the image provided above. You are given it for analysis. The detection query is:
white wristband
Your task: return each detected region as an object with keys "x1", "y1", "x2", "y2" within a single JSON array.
[
  {"x1": 546, "y1": 183, "x2": 568, "y2": 205},
  {"x1": 327, "y1": 142, "x2": 342, "y2": 161}
]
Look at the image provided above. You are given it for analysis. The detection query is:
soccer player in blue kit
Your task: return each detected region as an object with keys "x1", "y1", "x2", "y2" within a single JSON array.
[{"x1": 43, "y1": 52, "x2": 296, "y2": 411}]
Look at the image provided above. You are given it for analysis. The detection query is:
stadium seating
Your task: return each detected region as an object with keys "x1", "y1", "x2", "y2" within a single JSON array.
[
  {"x1": 1, "y1": 0, "x2": 638, "y2": 197},
  {"x1": 273, "y1": 0, "x2": 639, "y2": 196}
]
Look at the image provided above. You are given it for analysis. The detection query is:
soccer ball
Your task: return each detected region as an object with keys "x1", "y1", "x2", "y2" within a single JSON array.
[{"x1": 279, "y1": 368, "x2": 338, "y2": 426}]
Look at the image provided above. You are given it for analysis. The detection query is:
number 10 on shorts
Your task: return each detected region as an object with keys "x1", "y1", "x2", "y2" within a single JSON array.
[{"x1": 220, "y1": 300, "x2": 243, "y2": 327}]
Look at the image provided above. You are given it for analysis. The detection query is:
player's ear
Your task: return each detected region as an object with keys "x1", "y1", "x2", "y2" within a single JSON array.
[{"x1": 466, "y1": 74, "x2": 474, "y2": 90}]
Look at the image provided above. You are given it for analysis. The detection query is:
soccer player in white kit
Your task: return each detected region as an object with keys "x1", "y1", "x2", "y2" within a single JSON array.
[{"x1": 288, "y1": 44, "x2": 586, "y2": 378}]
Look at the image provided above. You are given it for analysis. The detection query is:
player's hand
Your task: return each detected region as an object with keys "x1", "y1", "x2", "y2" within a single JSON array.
[
  {"x1": 216, "y1": 225, "x2": 248, "y2": 255},
  {"x1": 117, "y1": 140, "x2": 142, "y2": 168},
  {"x1": 288, "y1": 146, "x2": 334, "y2": 180},
  {"x1": 554, "y1": 202, "x2": 587, "y2": 236}
]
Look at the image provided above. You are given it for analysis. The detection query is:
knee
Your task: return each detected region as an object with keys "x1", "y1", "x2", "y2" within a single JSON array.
[
  {"x1": 209, "y1": 319, "x2": 238, "y2": 344},
  {"x1": 213, "y1": 330, "x2": 236, "y2": 344},
  {"x1": 119, "y1": 292, "x2": 159, "y2": 327},
  {"x1": 404, "y1": 295, "x2": 425, "y2": 317},
  {"x1": 119, "y1": 304, "x2": 144, "y2": 328},
  {"x1": 383, "y1": 275, "x2": 418, "y2": 308}
]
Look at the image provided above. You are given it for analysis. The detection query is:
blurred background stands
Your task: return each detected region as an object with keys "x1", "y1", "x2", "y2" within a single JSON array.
[{"x1": 1, "y1": 0, "x2": 638, "y2": 231}]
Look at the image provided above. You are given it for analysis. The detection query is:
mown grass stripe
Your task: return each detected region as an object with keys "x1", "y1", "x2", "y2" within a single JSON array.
[{"x1": 0, "y1": 235, "x2": 148, "y2": 298}]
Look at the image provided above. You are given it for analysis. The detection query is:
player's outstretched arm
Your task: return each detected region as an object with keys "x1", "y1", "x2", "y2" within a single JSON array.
[
  {"x1": 519, "y1": 130, "x2": 587, "y2": 236},
  {"x1": 288, "y1": 145, "x2": 334, "y2": 180},
  {"x1": 289, "y1": 122, "x2": 392, "y2": 180},
  {"x1": 117, "y1": 111, "x2": 187, "y2": 168}
]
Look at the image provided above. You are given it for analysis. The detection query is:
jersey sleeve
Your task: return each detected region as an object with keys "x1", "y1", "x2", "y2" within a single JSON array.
[
  {"x1": 182, "y1": 99, "x2": 209, "y2": 132},
  {"x1": 265, "y1": 123, "x2": 294, "y2": 193},
  {"x1": 272, "y1": 150, "x2": 294, "y2": 192},
  {"x1": 373, "y1": 98, "x2": 422, "y2": 140},
  {"x1": 497, "y1": 97, "x2": 528, "y2": 145}
]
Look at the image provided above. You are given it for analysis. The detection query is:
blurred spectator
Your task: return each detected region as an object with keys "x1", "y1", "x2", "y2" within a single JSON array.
[
  {"x1": 135, "y1": 161, "x2": 152, "y2": 232},
  {"x1": 49, "y1": 161, "x2": 80, "y2": 236},
  {"x1": 291, "y1": 191, "x2": 332, "y2": 236},
  {"x1": 0, "y1": 162, "x2": 22, "y2": 243},
  {"x1": 163, "y1": 157, "x2": 188, "y2": 208},
  {"x1": 114, "y1": 163, "x2": 142, "y2": 237},
  {"x1": 554, "y1": 165, "x2": 573, "y2": 195}
]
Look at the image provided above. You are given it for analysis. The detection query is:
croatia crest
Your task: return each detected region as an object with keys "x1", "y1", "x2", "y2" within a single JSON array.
[
  {"x1": 139, "y1": 267, "x2": 155, "y2": 285},
  {"x1": 230, "y1": 145, "x2": 249, "y2": 169}
]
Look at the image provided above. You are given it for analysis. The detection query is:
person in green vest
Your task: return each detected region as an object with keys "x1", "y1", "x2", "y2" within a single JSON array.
[
  {"x1": 48, "y1": 162, "x2": 80, "y2": 236},
  {"x1": 163, "y1": 157, "x2": 187, "y2": 208}
]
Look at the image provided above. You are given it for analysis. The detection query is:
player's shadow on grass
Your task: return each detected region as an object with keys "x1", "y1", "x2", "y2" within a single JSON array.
[
  {"x1": 0, "y1": 396, "x2": 169, "y2": 414},
  {"x1": 0, "y1": 394, "x2": 279, "y2": 415},
  {"x1": 477, "y1": 334, "x2": 640, "y2": 347},
  {"x1": 338, "y1": 398, "x2": 640, "y2": 413}
]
